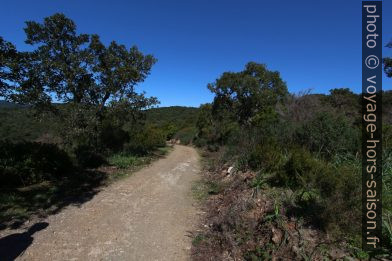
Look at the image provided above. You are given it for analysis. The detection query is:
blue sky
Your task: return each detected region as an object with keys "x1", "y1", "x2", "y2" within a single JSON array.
[{"x1": 1, "y1": 0, "x2": 391, "y2": 107}]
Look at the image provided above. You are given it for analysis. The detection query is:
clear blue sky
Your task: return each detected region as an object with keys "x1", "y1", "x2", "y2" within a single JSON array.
[{"x1": 1, "y1": 0, "x2": 391, "y2": 107}]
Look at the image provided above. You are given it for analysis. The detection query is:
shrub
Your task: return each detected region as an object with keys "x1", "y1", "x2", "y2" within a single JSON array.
[
  {"x1": 99, "y1": 123, "x2": 129, "y2": 152},
  {"x1": 0, "y1": 141, "x2": 73, "y2": 187},
  {"x1": 319, "y1": 163, "x2": 361, "y2": 237},
  {"x1": 193, "y1": 137, "x2": 207, "y2": 147},
  {"x1": 274, "y1": 147, "x2": 326, "y2": 190},
  {"x1": 125, "y1": 125, "x2": 166, "y2": 155},
  {"x1": 275, "y1": 147, "x2": 361, "y2": 236},
  {"x1": 73, "y1": 145, "x2": 106, "y2": 168},
  {"x1": 296, "y1": 111, "x2": 360, "y2": 158},
  {"x1": 247, "y1": 142, "x2": 285, "y2": 172}
]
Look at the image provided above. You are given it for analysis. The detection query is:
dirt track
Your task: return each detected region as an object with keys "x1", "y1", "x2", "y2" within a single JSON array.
[{"x1": 1, "y1": 145, "x2": 200, "y2": 261}]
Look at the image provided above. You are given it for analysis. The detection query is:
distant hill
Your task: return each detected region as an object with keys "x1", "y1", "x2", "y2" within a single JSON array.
[
  {"x1": 146, "y1": 106, "x2": 200, "y2": 144},
  {"x1": 146, "y1": 106, "x2": 199, "y2": 128},
  {"x1": 0, "y1": 104, "x2": 201, "y2": 143}
]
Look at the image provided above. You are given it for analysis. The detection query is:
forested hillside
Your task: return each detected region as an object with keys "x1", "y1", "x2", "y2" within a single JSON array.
[
  {"x1": 146, "y1": 106, "x2": 199, "y2": 144},
  {"x1": 146, "y1": 106, "x2": 198, "y2": 128},
  {"x1": 0, "y1": 104, "x2": 198, "y2": 143}
]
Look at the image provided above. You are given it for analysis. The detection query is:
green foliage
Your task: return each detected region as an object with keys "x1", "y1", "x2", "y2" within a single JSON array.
[
  {"x1": 146, "y1": 106, "x2": 199, "y2": 142},
  {"x1": 99, "y1": 123, "x2": 129, "y2": 152},
  {"x1": 73, "y1": 145, "x2": 105, "y2": 168},
  {"x1": 11, "y1": 13, "x2": 157, "y2": 109},
  {"x1": 0, "y1": 141, "x2": 73, "y2": 187},
  {"x1": 0, "y1": 36, "x2": 18, "y2": 97},
  {"x1": 296, "y1": 111, "x2": 360, "y2": 158},
  {"x1": 107, "y1": 154, "x2": 141, "y2": 169},
  {"x1": 1, "y1": 13, "x2": 159, "y2": 156},
  {"x1": 319, "y1": 164, "x2": 360, "y2": 235},
  {"x1": 174, "y1": 126, "x2": 197, "y2": 145},
  {"x1": 0, "y1": 107, "x2": 55, "y2": 141},
  {"x1": 322, "y1": 88, "x2": 360, "y2": 120},
  {"x1": 274, "y1": 147, "x2": 324, "y2": 189},
  {"x1": 208, "y1": 62, "x2": 288, "y2": 125},
  {"x1": 125, "y1": 125, "x2": 166, "y2": 155},
  {"x1": 383, "y1": 210, "x2": 392, "y2": 250},
  {"x1": 247, "y1": 142, "x2": 284, "y2": 172},
  {"x1": 146, "y1": 106, "x2": 199, "y2": 129},
  {"x1": 384, "y1": 41, "x2": 392, "y2": 78},
  {"x1": 383, "y1": 135, "x2": 392, "y2": 252},
  {"x1": 269, "y1": 146, "x2": 361, "y2": 232},
  {"x1": 195, "y1": 103, "x2": 240, "y2": 146},
  {"x1": 244, "y1": 245, "x2": 272, "y2": 260},
  {"x1": 195, "y1": 62, "x2": 371, "y2": 254},
  {"x1": 195, "y1": 104, "x2": 213, "y2": 142}
]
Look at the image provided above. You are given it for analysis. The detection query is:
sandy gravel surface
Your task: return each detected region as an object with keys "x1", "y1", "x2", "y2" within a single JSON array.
[{"x1": 0, "y1": 145, "x2": 200, "y2": 261}]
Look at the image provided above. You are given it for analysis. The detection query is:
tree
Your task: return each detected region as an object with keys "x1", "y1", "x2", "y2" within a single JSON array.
[
  {"x1": 0, "y1": 36, "x2": 18, "y2": 97},
  {"x1": 16, "y1": 13, "x2": 92, "y2": 107},
  {"x1": 384, "y1": 41, "x2": 392, "y2": 78},
  {"x1": 2, "y1": 13, "x2": 158, "y2": 151},
  {"x1": 207, "y1": 62, "x2": 288, "y2": 125},
  {"x1": 10, "y1": 13, "x2": 157, "y2": 112},
  {"x1": 88, "y1": 34, "x2": 157, "y2": 119},
  {"x1": 383, "y1": 41, "x2": 392, "y2": 124},
  {"x1": 324, "y1": 88, "x2": 360, "y2": 122}
]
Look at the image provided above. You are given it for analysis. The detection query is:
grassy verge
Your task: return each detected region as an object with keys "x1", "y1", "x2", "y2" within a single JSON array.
[{"x1": 0, "y1": 146, "x2": 172, "y2": 230}]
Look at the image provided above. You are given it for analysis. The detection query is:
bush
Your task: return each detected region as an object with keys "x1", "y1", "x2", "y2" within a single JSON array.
[
  {"x1": 125, "y1": 125, "x2": 166, "y2": 155},
  {"x1": 0, "y1": 141, "x2": 73, "y2": 187},
  {"x1": 319, "y1": 163, "x2": 360, "y2": 237},
  {"x1": 193, "y1": 137, "x2": 207, "y2": 147},
  {"x1": 99, "y1": 123, "x2": 129, "y2": 152},
  {"x1": 296, "y1": 111, "x2": 360, "y2": 158},
  {"x1": 247, "y1": 142, "x2": 285, "y2": 172},
  {"x1": 274, "y1": 147, "x2": 325, "y2": 190},
  {"x1": 274, "y1": 147, "x2": 361, "y2": 236},
  {"x1": 73, "y1": 145, "x2": 106, "y2": 168}
]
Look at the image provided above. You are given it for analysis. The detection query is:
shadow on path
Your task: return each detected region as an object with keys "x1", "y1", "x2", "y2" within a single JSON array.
[
  {"x1": 0, "y1": 169, "x2": 107, "y2": 230},
  {"x1": 0, "y1": 222, "x2": 49, "y2": 261}
]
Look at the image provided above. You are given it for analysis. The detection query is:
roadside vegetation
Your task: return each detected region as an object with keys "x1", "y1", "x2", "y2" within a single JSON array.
[{"x1": 191, "y1": 59, "x2": 392, "y2": 259}]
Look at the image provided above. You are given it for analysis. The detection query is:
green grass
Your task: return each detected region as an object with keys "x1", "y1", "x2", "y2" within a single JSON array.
[
  {"x1": 156, "y1": 146, "x2": 172, "y2": 155},
  {"x1": 106, "y1": 146, "x2": 172, "y2": 181},
  {"x1": 108, "y1": 154, "x2": 143, "y2": 169}
]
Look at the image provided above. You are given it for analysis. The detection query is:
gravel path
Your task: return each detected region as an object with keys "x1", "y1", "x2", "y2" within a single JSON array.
[{"x1": 1, "y1": 145, "x2": 200, "y2": 261}]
